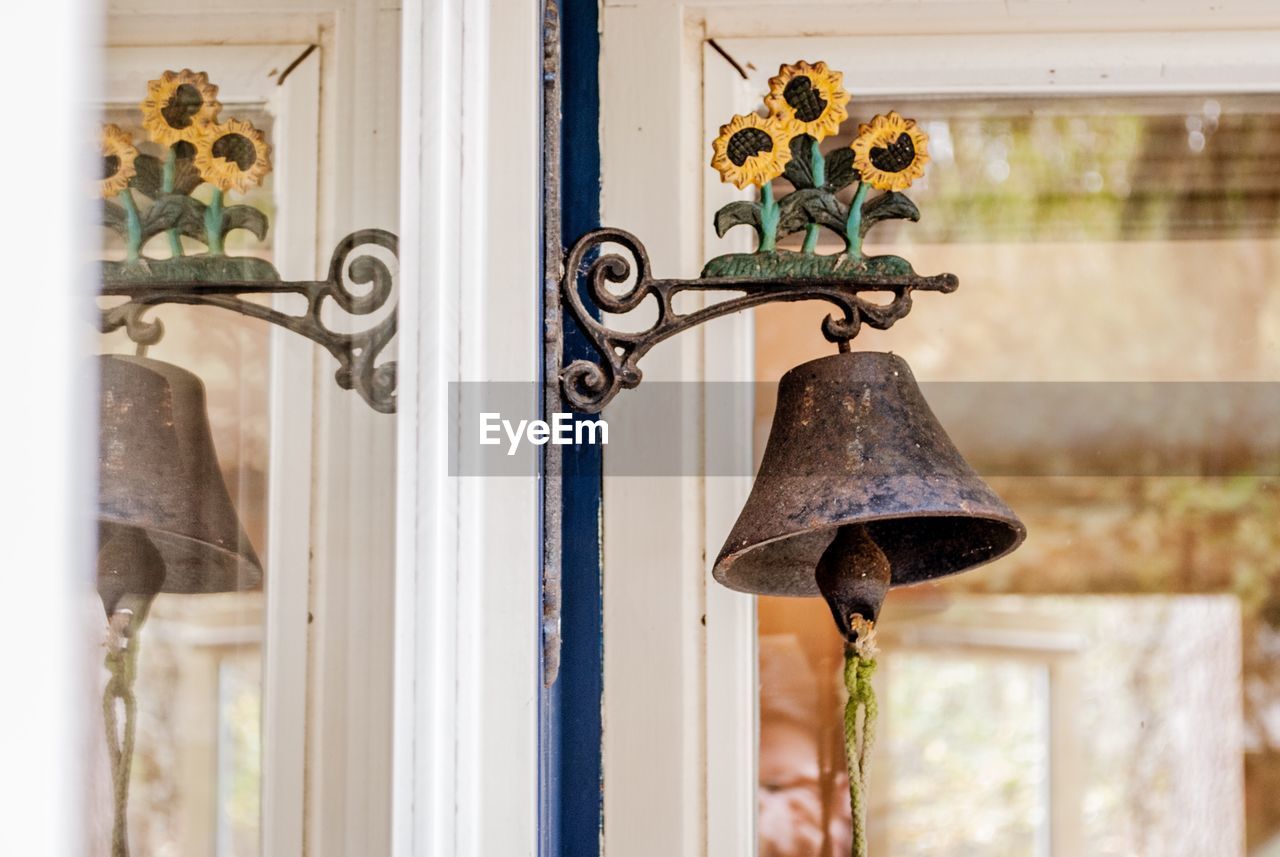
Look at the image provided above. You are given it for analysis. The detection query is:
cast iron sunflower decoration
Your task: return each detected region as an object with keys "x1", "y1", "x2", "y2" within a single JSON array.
[
  {"x1": 139, "y1": 69, "x2": 221, "y2": 146},
  {"x1": 711, "y1": 113, "x2": 799, "y2": 252},
  {"x1": 764, "y1": 60, "x2": 849, "y2": 142},
  {"x1": 710, "y1": 113, "x2": 797, "y2": 191},
  {"x1": 852, "y1": 111, "x2": 929, "y2": 192},
  {"x1": 195, "y1": 119, "x2": 272, "y2": 194},
  {"x1": 100, "y1": 124, "x2": 139, "y2": 199},
  {"x1": 100, "y1": 69, "x2": 276, "y2": 282},
  {"x1": 706, "y1": 60, "x2": 932, "y2": 278}
]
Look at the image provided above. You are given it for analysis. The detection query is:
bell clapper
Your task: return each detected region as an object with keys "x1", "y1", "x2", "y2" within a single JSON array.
[
  {"x1": 97, "y1": 527, "x2": 166, "y2": 620},
  {"x1": 816, "y1": 524, "x2": 889, "y2": 857},
  {"x1": 815, "y1": 523, "x2": 891, "y2": 643}
]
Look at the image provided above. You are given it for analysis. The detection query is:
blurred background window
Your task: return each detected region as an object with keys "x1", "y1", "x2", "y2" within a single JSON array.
[{"x1": 756, "y1": 93, "x2": 1279, "y2": 857}]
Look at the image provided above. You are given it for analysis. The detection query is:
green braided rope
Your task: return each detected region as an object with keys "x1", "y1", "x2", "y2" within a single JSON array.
[
  {"x1": 843, "y1": 644, "x2": 878, "y2": 857},
  {"x1": 103, "y1": 614, "x2": 142, "y2": 857}
]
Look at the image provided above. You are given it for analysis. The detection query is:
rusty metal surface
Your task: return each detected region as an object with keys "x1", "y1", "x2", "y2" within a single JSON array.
[
  {"x1": 98, "y1": 354, "x2": 262, "y2": 596},
  {"x1": 558, "y1": 228, "x2": 957, "y2": 414},
  {"x1": 100, "y1": 229, "x2": 400, "y2": 413},
  {"x1": 100, "y1": 70, "x2": 398, "y2": 414},
  {"x1": 713, "y1": 351, "x2": 1025, "y2": 597},
  {"x1": 541, "y1": 0, "x2": 564, "y2": 686}
]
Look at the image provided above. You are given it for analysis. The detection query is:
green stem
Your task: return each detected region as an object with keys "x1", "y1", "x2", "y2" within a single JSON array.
[
  {"x1": 845, "y1": 181, "x2": 869, "y2": 259},
  {"x1": 118, "y1": 190, "x2": 142, "y2": 264},
  {"x1": 758, "y1": 183, "x2": 779, "y2": 252},
  {"x1": 802, "y1": 144, "x2": 826, "y2": 254},
  {"x1": 162, "y1": 147, "x2": 183, "y2": 257},
  {"x1": 205, "y1": 188, "x2": 225, "y2": 256}
]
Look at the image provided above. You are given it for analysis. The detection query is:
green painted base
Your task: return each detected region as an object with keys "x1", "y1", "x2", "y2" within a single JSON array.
[
  {"x1": 700, "y1": 251, "x2": 916, "y2": 279},
  {"x1": 102, "y1": 255, "x2": 280, "y2": 284}
]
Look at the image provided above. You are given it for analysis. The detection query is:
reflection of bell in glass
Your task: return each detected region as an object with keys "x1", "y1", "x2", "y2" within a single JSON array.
[
  {"x1": 713, "y1": 351, "x2": 1024, "y2": 637},
  {"x1": 97, "y1": 354, "x2": 262, "y2": 612},
  {"x1": 97, "y1": 353, "x2": 263, "y2": 857}
]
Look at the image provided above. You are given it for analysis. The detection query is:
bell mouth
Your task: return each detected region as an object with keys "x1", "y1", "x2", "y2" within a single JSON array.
[
  {"x1": 98, "y1": 354, "x2": 263, "y2": 595},
  {"x1": 714, "y1": 510, "x2": 1025, "y2": 597},
  {"x1": 99, "y1": 520, "x2": 263, "y2": 594},
  {"x1": 712, "y1": 349, "x2": 1027, "y2": 598}
]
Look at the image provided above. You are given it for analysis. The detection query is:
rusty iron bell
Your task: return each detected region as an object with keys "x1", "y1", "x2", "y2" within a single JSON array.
[
  {"x1": 97, "y1": 354, "x2": 262, "y2": 615},
  {"x1": 713, "y1": 351, "x2": 1024, "y2": 639}
]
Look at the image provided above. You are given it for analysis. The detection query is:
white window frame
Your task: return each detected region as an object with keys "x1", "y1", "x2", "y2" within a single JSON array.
[
  {"x1": 596, "y1": 4, "x2": 1280, "y2": 857},
  {"x1": 0, "y1": 1, "x2": 94, "y2": 854},
  {"x1": 394, "y1": 1, "x2": 542, "y2": 857}
]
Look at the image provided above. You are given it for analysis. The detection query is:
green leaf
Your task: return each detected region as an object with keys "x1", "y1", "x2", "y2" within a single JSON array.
[
  {"x1": 171, "y1": 156, "x2": 205, "y2": 195},
  {"x1": 141, "y1": 193, "x2": 207, "y2": 244},
  {"x1": 713, "y1": 200, "x2": 762, "y2": 238},
  {"x1": 778, "y1": 188, "x2": 848, "y2": 238},
  {"x1": 221, "y1": 205, "x2": 269, "y2": 241},
  {"x1": 777, "y1": 189, "x2": 815, "y2": 236},
  {"x1": 141, "y1": 197, "x2": 182, "y2": 234},
  {"x1": 859, "y1": 191, "x2": 920, "y2": 237},
  {"x1": 130, "y1": 155, "x2": 163, "y2": 198},
  {"x1": 824, "y1": 148, "x2": 857, "y2": 193},
  {"x1": 103, "y1": 200, "x2": 127, "y2": 234},
  {"x1": 782, "y1": 134, "x2": 816, "y2": 189},
  {"x1": 131, "y1": 151, "x2": 204, "y2": 198}
]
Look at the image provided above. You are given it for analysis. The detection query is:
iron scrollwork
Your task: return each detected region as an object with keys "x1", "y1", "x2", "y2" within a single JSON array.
[
  {"x1": 101, "y1": 228, "x2": 400, "y2": 414},
  {"x1": 559, "y1": 228, "x2": 958, "y2": 414}
]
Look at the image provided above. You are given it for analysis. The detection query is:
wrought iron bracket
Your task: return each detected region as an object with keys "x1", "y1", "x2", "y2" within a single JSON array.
[
  {"x1": 100, "y1": 229, "x2": 399, "y2": 414},
  {"x1": 557, "y1": 227, "x2": 958, "y2": 414}
]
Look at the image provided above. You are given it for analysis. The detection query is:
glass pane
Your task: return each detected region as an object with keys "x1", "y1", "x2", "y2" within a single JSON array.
[
  {"x1": 759, "y1": 594, "x2": 1241, "y2": 857},
  {"x1": 881, "y1": 653, "x2": 1049, "y2": 857},
  {"x1": 98, "y1": 99, "x2": 272, "y2": 857},
  {"x1": 756, "y1": 92, "x2": 1270, "y2": 855},
  {"x1": 760, "y1": 602, "x2": 1051, "y2": 857},
  {"x1": 758, "y1": 93, "x2": 1280, "y2": 387},
  {"x1": 91, "y1": 37, "x2": 399, "y2": 857},
  {"x1": 217, "y1": 649, "x2": 263, "y2": 856}
]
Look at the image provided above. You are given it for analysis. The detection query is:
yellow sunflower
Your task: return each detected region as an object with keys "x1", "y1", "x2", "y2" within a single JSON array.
[
  {"x1": 764, "y1": 61, "x2": 850, "y2": 143},
  {"x1": 711, "y1": 113, "x2": 797, "y2": 190},
  {"x1": 99, "y1": 124, "x2": 139, "y2": 198},
  {"x1": 193, "y1": 119, "x2": 273, "y2": 193},
  {"x1": 140, "y1": 69, "x2": 221, "y2": 146},
  {"x1": 851, "y1": 112, "x2": 929, "y2": 192}
]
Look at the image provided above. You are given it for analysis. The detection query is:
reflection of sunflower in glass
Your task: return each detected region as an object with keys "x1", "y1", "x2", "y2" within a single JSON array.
[
  {"x1": 711, "y1": 113, "x2": 797, "y2": 190},
  {"x1": 851, "y1": 112, "x2": 929, "y2": 192},
  {"x1": 99, "y1": 124, "x2": 139, "y2": 198},
  {"x1": 764, "y1": 61, "x2": 849, "y2": 142},
  {"x1": 140, "y1": 69, "x2": 221, "y2": 145},
  {"x1": 193, "y1": 119, "x2": 273, "y2": 193}
]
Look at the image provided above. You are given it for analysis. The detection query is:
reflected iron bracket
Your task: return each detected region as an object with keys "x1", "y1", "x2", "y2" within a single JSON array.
[
  {"x1": 100, "y1": 229, "x2": 399, "y2": 414},
  {"x1": 557, "y1": 227, "x2": 958, "y2": 414}
]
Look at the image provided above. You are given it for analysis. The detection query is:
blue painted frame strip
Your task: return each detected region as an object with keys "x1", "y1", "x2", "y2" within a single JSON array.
[{"x1": 542, "y1": 0, "x2": 603, "y2": 855}]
